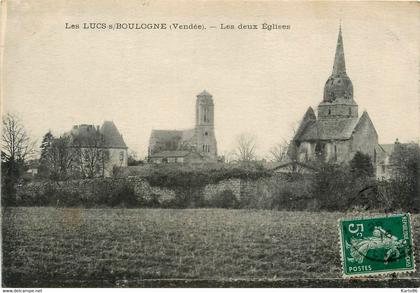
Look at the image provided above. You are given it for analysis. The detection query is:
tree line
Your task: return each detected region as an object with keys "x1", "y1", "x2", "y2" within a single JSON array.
[
  {"x1": 38, "y1": 130, "x2": 110, "y2": 180},
  {"x1": 1, "y1": 113, "x2": 111, "y2": 205},
  {"x1": 2, "y1": 112, "x2": 419, "y2": 211}
]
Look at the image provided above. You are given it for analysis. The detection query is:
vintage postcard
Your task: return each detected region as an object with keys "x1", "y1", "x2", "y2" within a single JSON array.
[{"x1": 1, "y1": 0, "x2": 419, "y2": 289}]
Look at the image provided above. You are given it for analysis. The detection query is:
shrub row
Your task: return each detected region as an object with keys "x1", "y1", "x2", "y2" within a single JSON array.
[
  {"x1": 8, "y1": 162, "x2": 417, "y2": 212},
  {"x1": 141, "y1": 164, "x2": 271, "y2": 188}
]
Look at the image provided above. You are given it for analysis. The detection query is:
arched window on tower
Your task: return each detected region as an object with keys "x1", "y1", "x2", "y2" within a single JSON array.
[
  {"x1": 334, "y1": 145, "x2": 337, "y2": 161},
  {"x1": 202, "y1": 144, "x2": 210, "y2": 152},
  {"x1": 349, "y1": 107, "x2": 351, "y2": 116},
  {"x1": 315, "y1": 142, "x2": 325, "y2": 160},
  {"x1": 328, "y1": 108, "x2": 331, "y2": 115}
]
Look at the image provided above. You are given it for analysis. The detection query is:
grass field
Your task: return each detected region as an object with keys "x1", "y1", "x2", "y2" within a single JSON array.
[{"x1": 2, "y1": 207, "x2": 420, "y2": 287}]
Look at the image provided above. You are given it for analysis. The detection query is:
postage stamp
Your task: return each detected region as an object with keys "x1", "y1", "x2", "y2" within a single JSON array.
[{"x1": 339, "y1": 213, "x2": 416, "y2": 277}]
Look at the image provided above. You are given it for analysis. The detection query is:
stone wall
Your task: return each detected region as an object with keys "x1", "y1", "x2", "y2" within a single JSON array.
[
  {"x1": 202, "y1": 178, "x2": 241, "y2": 201},
  {"x1": 15, "y1": 177, "x2": 177, "y2": 207},
  {"x1": 128, "y1": 177, "x2": 176, "y2": 205},
  {"x1": 15, "y1": 176, "x2": 246, "y2": 207},
  {"x1": 14, "y1": 174, "x2": 315, "y2": 210}
]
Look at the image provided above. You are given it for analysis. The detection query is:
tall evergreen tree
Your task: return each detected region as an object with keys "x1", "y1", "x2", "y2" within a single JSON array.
[
  {"x1": 40, "y1": 131, "x2": 54, "y2": 159},
  {"x1": 350, "y1": 151, "x2": 374, "y2": 178},
  {"x1": 38, "y1": 131, "x2": 55, "y2": 178}
]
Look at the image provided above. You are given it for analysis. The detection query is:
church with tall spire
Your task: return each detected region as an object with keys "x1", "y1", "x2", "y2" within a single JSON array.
[{"x1": 290, "y1": 26, "x2": 384, "y2": 166}]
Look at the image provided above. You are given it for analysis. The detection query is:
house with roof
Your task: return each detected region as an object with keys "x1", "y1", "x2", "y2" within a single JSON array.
[
  {"x1": 148, "y1": 150, "x2": 204, "y2": 164},
  {"x1": 289, "y1": 26, "x2": 385, "y2": 170},
  {"x1": 66, "y1": 121, "x2": 128, "y2": 177},
  {"x1": 148, "y1": 90, "x2": 218, "y2": 164}
]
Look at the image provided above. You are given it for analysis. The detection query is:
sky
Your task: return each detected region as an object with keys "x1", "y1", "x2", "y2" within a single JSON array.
[{"x1": 2, "y1": 0, "x2": 419, "y2": 159}]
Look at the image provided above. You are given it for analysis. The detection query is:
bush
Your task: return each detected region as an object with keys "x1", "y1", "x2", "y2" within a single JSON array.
[
  {"x1": 350, "y1": 151, "x2": 374, "y2": 178},
  {"x1": 211, "y1": 190, "x2": 239, "y2": 209},
  {"x1": 143, "y1": 164, "x2": 270, "y2": 189},
  {"x1": 312, "y1": 162, "x2": 378, "y2": 211},
  {"x1": 388, "y1": 143, "x2": 420, "y2": 212},
  {"x1": 257, "y1": 174, "x2": 314, "y2": 210},
  {"x1": 107, "y1": 184, "x2": 138, "y2": 208}
]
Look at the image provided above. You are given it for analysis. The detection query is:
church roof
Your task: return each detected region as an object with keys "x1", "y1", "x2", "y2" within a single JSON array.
[
  {"x1": 332, "y1": 25, "x2": 346, "y2": 75},
  {"x1": 294, "y1": 107, "x2": 316, "y2": 141},
  {"x1": 100, "y1": 121, "x2": 127, "y2": 148},
  {"x1": 150, "y1": 129, "x2": 184, "y2": 141},
  {"x1": 181, "y1": 128, "x2": 196, "y2": 142},
  {"x1": 295, "y1": 111, "x2": 377, "y2": 142},
  {"x1": 149, "y1": 128, "x2": 196, "y2": 153},
  {"x1": 150, "y1": 129, "x2": 195, "y2": 143},
  {"x1": 295, "y1": 117, "x2": 359, "y2": 141}
]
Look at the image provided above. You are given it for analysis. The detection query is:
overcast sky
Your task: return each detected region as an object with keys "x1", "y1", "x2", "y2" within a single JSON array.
[{"x1": 2, "y1": 1, "x2": 419, "y2": 159}]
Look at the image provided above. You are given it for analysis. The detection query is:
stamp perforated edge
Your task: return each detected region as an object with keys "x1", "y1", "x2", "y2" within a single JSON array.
[{"x1": 338, "y1": 213, "x2": 417, "y2": 278}]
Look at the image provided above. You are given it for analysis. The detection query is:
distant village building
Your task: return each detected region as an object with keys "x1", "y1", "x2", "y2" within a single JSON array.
[
  {"x1": 289, "y1": 26, "x2": 386, "y2": 171},
  {"x1": 148, "y1": 90, "x2": 218, "y2": 163},
  {"x1": 24, "y1": 159, "x2": 40, "y2": 179},
  {"x1": 65, "y1": 121, "x2": 128, "y2": 177}
]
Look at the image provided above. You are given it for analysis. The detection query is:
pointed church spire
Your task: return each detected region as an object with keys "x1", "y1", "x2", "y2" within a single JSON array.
[
  {"x1": 322, "y1": 25, "x2": 355, "y2": 105},
  {"x1": 332, "y1": 25, "x2": 346, "y2": 75}
]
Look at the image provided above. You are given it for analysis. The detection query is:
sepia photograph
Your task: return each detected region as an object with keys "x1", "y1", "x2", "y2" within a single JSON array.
[{"x1": 1, "y1": 0, "x2": 419, "y2": 289}]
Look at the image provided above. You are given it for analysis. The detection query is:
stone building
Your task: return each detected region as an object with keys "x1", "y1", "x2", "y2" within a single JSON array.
[
  {"x1": 290, "y1": 27, "x2": 385, "y2": 167},
  {"x1": 148, "y1": 90, "x2": 218, "y2": 163},
  {"x1": 66, "y1": 121, "x2": 128, "y2": 177}
]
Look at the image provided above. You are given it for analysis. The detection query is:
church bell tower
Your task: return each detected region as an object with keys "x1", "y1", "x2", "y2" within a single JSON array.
[
  {"x1": 318, "y1": 26, "x2": 358, "y2": 119},
  {"x1": 195, "y1": 90, "x2": 217, "y2": 159}
]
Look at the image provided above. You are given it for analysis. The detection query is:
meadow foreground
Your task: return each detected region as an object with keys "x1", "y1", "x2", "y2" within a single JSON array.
[{"x1": 2, "y1": 208, "x2": 420, "y2": 287}]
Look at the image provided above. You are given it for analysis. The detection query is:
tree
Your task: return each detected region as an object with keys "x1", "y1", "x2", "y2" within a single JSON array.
[
  {"x1": 38, "y1": 131, "x2": 55, "y2": 178},
  {"x1": 1, "y1": 113, "x2": 35, "y2": 204},
  {"x1": 73, "y1": 132, "x2": 109, "y2": 179},
  {"x1": 232, "y1": 132, "x2": 258, "y2": 163},
  {"x1": 388, "y1": 142, "x2": 420, "y2": 211},
  {"x1": 43, "y1": 136, "x2": 77, "y2": 180},
  {"x1": 390, "y1": 143, "x2": 420, "y2": 182},
  {"x1": 350, "y1": 151, "x2": 374, "y2": 178},
  {"x1": 268, "y1": 140, "x2": 289, "y2": 162},
  {"x1": 312, "y1": 161, "x2": 378, "y2": 211},
  {"x1": 127, "y1": 149, "x2": 142, "y2": 166},
  {"x1": 1, "y1": 113, "x2": 35, "y2": 165},
  {"x1": 40, "y1": 131, "x2": 54, "y2": 158}
]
